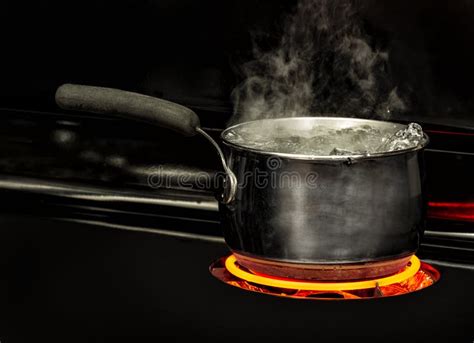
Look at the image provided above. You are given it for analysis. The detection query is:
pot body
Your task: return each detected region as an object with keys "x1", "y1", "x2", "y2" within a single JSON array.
[
  {"x1": 220, "y1": 146, "x2": 426, "y2": 267},
  {"x1": 54, "y1": 85, "x2": 427, "y2": 278}
]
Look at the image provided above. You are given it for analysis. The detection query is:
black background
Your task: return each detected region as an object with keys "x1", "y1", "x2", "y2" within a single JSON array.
[{"x1": 0, "y1": 0, "x2": 474, "y2": 127}]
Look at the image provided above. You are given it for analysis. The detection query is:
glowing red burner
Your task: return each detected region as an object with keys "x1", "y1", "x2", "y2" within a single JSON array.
[{"x1": 210, "y1": 255, "x2": 440, "y2": 300}]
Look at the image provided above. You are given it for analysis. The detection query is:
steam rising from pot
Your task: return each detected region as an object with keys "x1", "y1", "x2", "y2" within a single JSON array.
[{"x1": 231, "y1": 0, "x2": 406, "y2": 125}]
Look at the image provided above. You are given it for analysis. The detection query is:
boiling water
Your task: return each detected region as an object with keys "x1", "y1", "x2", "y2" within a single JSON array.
[{"x1": 224, "y1": 122, "x2": 425, "y2": 156}]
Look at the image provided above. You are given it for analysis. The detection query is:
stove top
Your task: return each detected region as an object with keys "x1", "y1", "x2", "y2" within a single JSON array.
[{"x1": 0, "y1": 214, "x2": 472, "y2": 342}]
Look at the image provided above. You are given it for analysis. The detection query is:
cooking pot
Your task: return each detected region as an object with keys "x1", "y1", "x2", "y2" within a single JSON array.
[{"x1": 55, "y1": 84, "x2": 429, "y2": 280}]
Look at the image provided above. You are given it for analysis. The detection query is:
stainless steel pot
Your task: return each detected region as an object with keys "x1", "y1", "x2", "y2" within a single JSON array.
[{"x1": 55, "y1": 84, "x2": 429, "y2": 280}]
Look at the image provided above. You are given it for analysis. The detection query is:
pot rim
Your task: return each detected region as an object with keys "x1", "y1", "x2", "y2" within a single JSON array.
[{"x1": 221, "y1": 117, "x2": 429, "y2": 162}]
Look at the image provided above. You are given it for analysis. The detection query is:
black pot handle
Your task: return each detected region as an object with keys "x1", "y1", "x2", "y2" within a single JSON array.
[
  {"x1": 55, "y1": 83, "x2": 200, "y2": 136},
  {"x1": 55, "y1": 83, "x2": 236, "y2": 203}
]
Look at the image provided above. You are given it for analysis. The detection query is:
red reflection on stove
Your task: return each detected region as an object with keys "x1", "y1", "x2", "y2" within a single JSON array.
[
  {"x1": 425, "y1": 129, "x2": 474, "y2": 137},
  {"x1": 428, "y1": 202, "x2": 474, "y2": 222}
]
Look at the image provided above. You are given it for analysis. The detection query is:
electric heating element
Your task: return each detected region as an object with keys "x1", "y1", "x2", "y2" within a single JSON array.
[{"x1": 210, "y1": 255, "x2": 440, "y2": 300}]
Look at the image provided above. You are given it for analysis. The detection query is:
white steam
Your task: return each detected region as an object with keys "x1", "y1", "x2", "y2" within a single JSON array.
[{"x1": 231, "y1": 0, "x2": 406, "y2": 124}]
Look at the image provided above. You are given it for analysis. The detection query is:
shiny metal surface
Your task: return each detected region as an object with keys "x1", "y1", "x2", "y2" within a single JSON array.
[
  {"x1": 424, "y1": 230, "x2": 474, "y2": 240},
  {"x1": 220, "y1": 126, "x2": 427, "y2": 266},
  {"x1": 233, "y1": 252, "x2": 413, "y2": 280},
  {"x1": 222, "y1": 117, "x2": 429, "y2": 161},
  {"x1": 196, "y1": 127, "x2": 237, "y2": 204},
  {"x1": 0, "y1": 175, "x2": 219, "y2": 211}
]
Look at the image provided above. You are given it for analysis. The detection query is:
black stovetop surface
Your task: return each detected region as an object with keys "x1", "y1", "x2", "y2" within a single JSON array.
[{"x1": 0, "y1": 214, "x2": 472, "y2": 342}]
